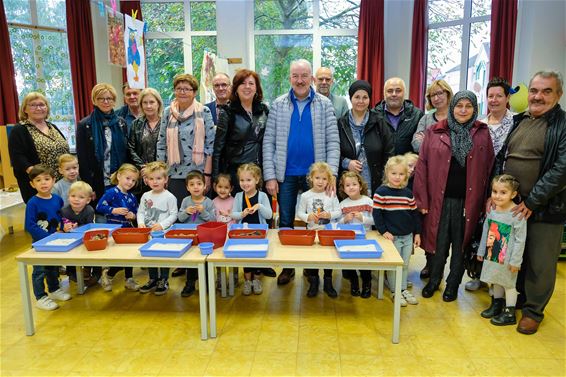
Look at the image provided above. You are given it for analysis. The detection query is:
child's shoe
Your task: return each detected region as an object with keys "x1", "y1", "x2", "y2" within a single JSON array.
[
  {"x1": 360, "y1": 281, "x2": 371, "y2": 299},
  {"x1": 491, "y1": 307, "x2": 516, "y2": 326},
  {"x1": 252, "y1": 279, "x2": 263, "y2": 295},
  {"x1": 242, "y1": 280, "x2": 252, "y2": 296},
  {"x1": 50, "y1": 288, "x2": 71, "y2": 301},
  {"x1": 139, "y1": 279, "x2": 158, "y2": 294},
  {"x1": 306, "y1": 275, "x2": 319, "y2": 298},
  {"x1": 181, "y1": 280, "x2": 196, "y2": 297},
  {"x1": 350, "y1": 277, "x2": 361, "y2": 297},
  {"x1": 101, "y1": 270, "x2": 113, "y2": 292},
  {"x1": 402, "y1": 289, "x2": 418, "y2": 305},
  {"x1": 37, "y1": 296, "x2": 59, "y2": 311},
  {"x1": 481, "y1": 297, "x2": 505, "y2": 318},
  {"x1": 125, "y1": 278, "x2": 140, "y2": 291},
  {"x1": 154, "y1": 279, "x2": 169, "y2": 296},
  {"x1": 323, "y1": 277, "x2": 337, "y2": 298},
  {"x1": 85, "y1": 275, "x2": 99, "y2": 288},
  {"x1": 391, "y1": 292, "x2": 408, "y2": 307}
]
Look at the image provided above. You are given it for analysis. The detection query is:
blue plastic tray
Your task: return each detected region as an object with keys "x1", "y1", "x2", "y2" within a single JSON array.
[
  {"x1": 223, "y1": 238, "x2": 269, "y2": 258},
  {"x1": 228, "y1": 223, "x2": 269, "y2": 231},
  {"x1": 139, "y1": 238, "x2": 193, "y2": 258},
  {"x1": 71, "y1": 223, "x2": 122, "y2": 235},
  {"x1": 169, "y1": 224, "x2": 198, "y2": 230},
  {"x1": 325, "y1": 224, "x2": 366, "y2": 239},
  {"x1": 334, "y1": 239, "x2": 383, "y2": 259},
  {"x1": 33, "y1": 233, "x2": 84, "y2": 252}
]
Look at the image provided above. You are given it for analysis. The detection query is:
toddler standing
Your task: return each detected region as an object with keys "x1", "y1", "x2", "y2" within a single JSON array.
[
  {"x1": 297, "y1": 162, "x2": 341, "y2": 298},
  {"x1": 373, "y1": 156, "x2": 421, "y2": 307},
  {"x1": 25, "y1": 165, "x2": 71, "y2": 310},
  {"x1": 53, "y1": 154, "x2": 80, "y2": 207}
]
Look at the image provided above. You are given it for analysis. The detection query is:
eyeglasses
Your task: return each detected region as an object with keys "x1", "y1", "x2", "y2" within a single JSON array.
[
  {"x1": 96, "y1": 97, "x2": 115, "y2": 103},
  {"x1": 430, "y1": 91, "x2": 446, "y2": 98},
  {"x1": 213, "y1": 83, "x2": 229, "y2": 89},
  {"x1": 175, "y1": 87, "x2": 194, "y2": 93},
  {"x1": 28, "y1": 103, "x2": 47, "y2": 109}
]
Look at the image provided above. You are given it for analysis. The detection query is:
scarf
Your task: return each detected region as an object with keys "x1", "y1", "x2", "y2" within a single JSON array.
[
  {"x1": 447, "y1": 90, "x2": 478, "y2": 167},
  {"x1": 166, "y1": 99, "x2": 205, "y2": 166},
  {"x1": 91, "y1": 107, "x2": 127, "y2": 173}
]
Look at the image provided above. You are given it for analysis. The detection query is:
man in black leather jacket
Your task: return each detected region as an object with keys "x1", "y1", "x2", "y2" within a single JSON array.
[{"x1": 495, "y1": 70, "x2": 566, "y2": 335}]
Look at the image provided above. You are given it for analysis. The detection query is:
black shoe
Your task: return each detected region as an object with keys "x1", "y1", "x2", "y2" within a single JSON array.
[
  {"x1": 307, "y1": 276, "x2": 319, "y2": 297},
  {"x1": 171, "y1": 268, "x2": 185, "y2": 277},
  {"x1": 481, "y1": 297, "x2": 505, "y2": 318},
  {"x1": 360, "y1": 281, "x2": 371, "y2": 299},
  {"x1": 420, "y1": 266, "x2": 430, "y2": 279},
  {"x1": 139, "y1": 279, "x2": 158, "y2": 293},
  {"x1": 442, "y1": 286, "x2": 458, "y2": 302},
  {"x1": 491, "y1": 307, "x2": 516, "y2": 326},
  {"x1": 277, "y1": 268, "x2": 295, "y2": 285},
  {"x1": 323, "y1": 277, "x2": 338, "y2": 298},
  {"x1": 422, "y1": 282, "x2": 439, "y2": 298},
  {"x1": 181, "y1": 280, "x2": 196, "y2": 297},
  {"x1": 262, "y1": 268, "x2": 277, "y2": 277},
  {"x1": 154, "y1": 279, "x2": 169, "y2": 296},
  {"x1": 349, "y1": 277, "x2": 360, "y2": 297}
]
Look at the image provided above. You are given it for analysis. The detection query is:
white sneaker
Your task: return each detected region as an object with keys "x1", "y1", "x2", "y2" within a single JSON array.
[
  {"x1": 242, "y1": 280, "x2": 252, "y2": 296},
  {"x1": 37, "y1": 296, "x2": 59, "y2": 310},
  {"x1": 465, "y1": 279, "x2": 481, "y2": 291},
  {"x1": 125, "y1": 278, "x2": 140, "y2": 291},
  {"x1": 391, "y1": 292, "x2": 408, "y2": 307},
  {"x1": 50, "y1": 288, "x2": 71, "y2": 301},
  {"x1": 401, "y1": 289, "x2": 418, "y2": 305},
  {"x1": 407, "y1": 280, "x2": 413, "y2": 288},
  {"x1": 101, "y1": 270, "x2": 113, "y2": 292},
  {"x1": 252, "y1": 279, "x2": 263, "y2": 295}
]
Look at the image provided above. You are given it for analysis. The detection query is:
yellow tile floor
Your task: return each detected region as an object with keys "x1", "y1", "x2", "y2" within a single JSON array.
[{"x1": 1, "y1": 207, "x2": 565, "y2": 376}]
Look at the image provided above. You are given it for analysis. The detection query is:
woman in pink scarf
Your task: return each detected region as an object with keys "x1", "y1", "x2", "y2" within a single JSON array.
[{"x1": 156, "y1": 74, "x2": 215, "y2": 207}]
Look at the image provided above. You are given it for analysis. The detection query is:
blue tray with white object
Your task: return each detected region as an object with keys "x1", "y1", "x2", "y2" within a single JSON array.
[
  {"x1": 325, "y1": 223, "x2": 366, "y2": 239},
  {"x1": 139, "y1": 238, "x2": 193, "y2": 258},
  {"x1": 169, "y1": 223, "x2": 198, "y2": 230},
  {"x1": 228, "y1": 223, "x2": 269, "y2": 231},
  {"x1": 32, "y1": 232, "x2": 84, "y2": 252},
  {"x1": 334, "y1": 239, "x2": 383, "y2": 259},
  {"x1": 71, "y1": 223, "x2": 122, "y2": 235},
  {"x1": 223, "y1": 238, "x2": 269, "y2": 258}
]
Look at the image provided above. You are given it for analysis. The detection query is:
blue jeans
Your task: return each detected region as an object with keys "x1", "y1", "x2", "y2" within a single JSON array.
[
  {"x1": 149, "y1": 268, "x2": 170, "y2": 280},
  {"x1": 386, "y1": 233, "x2": 413, "y2": 292},
  {"x1": 32, "y1": 265, "x2": 60, "y2": 300},
  {"x1": 278, "y1": 175, "x2": 309, "y2": 228}
]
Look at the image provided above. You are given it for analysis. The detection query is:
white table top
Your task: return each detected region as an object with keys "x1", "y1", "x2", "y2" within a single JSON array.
[
  {"x1": 0, "y1": 190, "x2": 24, "y2": 211},
  {"x1": 206, "y1": 230, "x2": 403, "y2": 267}
]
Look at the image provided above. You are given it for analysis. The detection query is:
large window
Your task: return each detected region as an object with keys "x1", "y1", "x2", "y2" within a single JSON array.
[
  {"x1": 427, "y1": 0, "x2": 491, "y2": 113},
  {"x1": 4, "y1": 0, "x2": 76, "y2": 148},
  {"x1": 141, "y1": 0, "x2": 216, "y2": 104},
  {"x1": 253, "y1": 0, "x2": 360, "y2": 102}
]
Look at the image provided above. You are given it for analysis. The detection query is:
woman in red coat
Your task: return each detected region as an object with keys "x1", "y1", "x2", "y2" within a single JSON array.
[{"x1": 414, "y1": 90, "x2": 494, "y2": 302}]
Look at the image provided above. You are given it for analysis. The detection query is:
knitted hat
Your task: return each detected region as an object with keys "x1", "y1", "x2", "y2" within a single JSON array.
[{"x1": 348, "y1": 80, "x2": 372, "y2": 100}]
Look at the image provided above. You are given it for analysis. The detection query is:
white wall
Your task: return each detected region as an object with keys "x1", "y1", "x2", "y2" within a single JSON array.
[
  {"x1": 513, "y1": 0, "x2": 566, "y2": 107},
  {"x1": 216, "y1": 0, "x2": 251, "y2": 78}
]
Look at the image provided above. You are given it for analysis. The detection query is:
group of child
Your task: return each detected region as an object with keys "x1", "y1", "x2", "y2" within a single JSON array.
[{"x1": 26, "y1": 151, "x2": 527, "y2": 326}]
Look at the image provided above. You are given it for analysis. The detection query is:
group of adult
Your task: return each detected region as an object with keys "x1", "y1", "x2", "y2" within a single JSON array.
[{"x1": 8, "y1": 60, "x2": 565, "y2": 335}]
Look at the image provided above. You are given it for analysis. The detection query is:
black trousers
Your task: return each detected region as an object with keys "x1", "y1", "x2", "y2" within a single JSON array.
[
  {"x1": 429, "y1": 197, "x2": 466, "y2": 288},
  {"x1": 305, "y1": 269, "x2": 333, "y2": 278},
  {"x1": 343, "y1": 270, "x2": 372, "y2": 283},
  {"x1": 107, "y1": 267, "x2": 133, "y2": 279}
]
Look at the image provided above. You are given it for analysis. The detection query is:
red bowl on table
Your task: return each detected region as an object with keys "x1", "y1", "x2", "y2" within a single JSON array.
[
  {"x1": 165, "y1": 229, "x2": 199, "y2": 244},
  {"x1": 112, "y1": 228, "x2": 151, "y2": 244},
  {"x1": 317, "y1": 230, "x2": 356, "y2": 246},
  {"x1": 278, "y1": 229, "x2": 316, "y2": 246},
  {"x1": 83, "y1": 229, "x2": 109, "y2": 251},
  {"x1": 228, "y1": 229, "x2": 267, "y2": 239}
]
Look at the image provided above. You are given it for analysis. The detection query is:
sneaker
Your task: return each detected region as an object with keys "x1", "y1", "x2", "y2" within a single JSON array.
[
  {"x1": 401, "y1": 289, "x2": 418, "y2": 305},
  {"x1": 181, "y1": 281, "x2": 195, "y2": 297},
  {"x1": 139, "y1": 279, "x2": 158, "y2": 294},
  {"x1": 37, "y1": 296, "x2": 59, "y2": 311},
  {"x1": 252, "y1": 279, "x2": 263, "y2": 295},
  {"x1": 465, "y1": 279, "x2": 481, "y2": 291},
  {"x1": 242, "y1": 280, "x2": 252, "y2": 296},
  {"x1": 125, "y1": 278, "x2": 140, "y2": 291},
  {"x1": 154, "y1": 279, "x2": 168, "y2": 296},
  {"x1": 407, "y1": 280, "x2": 413, "y2": 288},
  {"x1": 391, "y1": 292, "x2": 408, "y2": 307},
  {"x1": 50, "y1": 288, "x2": 71, "y2": 301},
  {"x1": 101, "y1": 270, "x2": 113, "y2": 292}
]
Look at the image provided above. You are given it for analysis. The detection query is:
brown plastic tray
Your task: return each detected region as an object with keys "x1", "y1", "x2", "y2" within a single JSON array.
[
  {"x1": 112, "y1": 228, "x2": 151, "y2": 244},
  {"x1": 317, "y1": 230, "x2": 356, "y2": 246},
  {"x1": 228, "y1": 229, "x2": 267, "y2": 239},
  {"x1": 83, "y1": 229, "x2": 109, "y2": 251},
  {"x1": 278, "y1": 229, "x2": 316, "y2": 246},
  {"x1": 165, "y1": 229, "x2": 199, "y2": 244}
]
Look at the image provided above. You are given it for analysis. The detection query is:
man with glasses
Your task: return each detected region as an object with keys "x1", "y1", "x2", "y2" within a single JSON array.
[
  {"x1": 117, "y1": 84, "x2": 142, "y2": 134},
  {"x1": 314, "y1": 67, "x2": 349, "y2": 119},
  {"x1": 205, "y1": 73, "x2": 231, "y2": 124},
  {"x1": 374, "y1": 77, "x2": 424, "y2": 154}
]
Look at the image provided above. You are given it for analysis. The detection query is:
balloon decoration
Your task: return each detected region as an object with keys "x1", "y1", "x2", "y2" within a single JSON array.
[{"x1": 509, "y1": 83, "x2": 528, "y2": 113}]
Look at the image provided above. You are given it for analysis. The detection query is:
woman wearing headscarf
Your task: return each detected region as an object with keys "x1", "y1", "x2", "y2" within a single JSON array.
[{"x1": 414, "y1": 90, "x2": 494, "y2": 302}]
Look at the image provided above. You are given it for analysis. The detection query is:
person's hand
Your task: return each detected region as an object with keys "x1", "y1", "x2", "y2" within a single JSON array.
[
  {"x1": 63, "y1": 222, "x2": 76, "y2": 232},
  {"x1": 318, "y1": 211, "x2": 331, "y2": 220},
  {"x1": 485, "y1": 197, "x2": 495, "y2": 214},
  {"x1": 414, "y1": 234, "x2": 421, "y2": 248},
  {"x1": 219, "y1": 209, "x2": 231, "y2": 216},
  {"x1": 140, "y1": 166, "x2": 146, "y2": 178},
  {"x1": 186, "y1": 206, "x2": 197, "y2": 215},
  {"x1": 151, "y1": 223, "x2": 163, "y2": 231},
  {"x1": 383, "y1": 231, "x2": 394, "y2": 241},
  {"x1": 348, "y1": 160, "x2": 363, "y2": 173},
  {"x1": 266, "y1": 179, "x2": 279, "y2": 196},
  {"x1": 125, "y1": 211, "x2": 136, "y2": 220},
  {"x1": 508, "y1": 264, "x2": 520, "y2": 273},
  {"x1": 195, "y1": 204, "x2": 204, "y2": 212},
  {"x1": 477, "y1": 255, "x2": 484, "y2": 261},
  {"x1": 307, "y1": 213, "x2": 317, "y2": 222},
  {"x1": 512, "y1": 201, "x2": 532, "y2": 220},
  {"x1": 112, "y1": 207, "x2": 129, "y2": 215},
  {"x1": 242, "y1": 208, "x2": 250, "y2": 218},
  {"x1": 343, "y1": 212, "x2": 355, "y2": 223},
  {"x1": 205, "y1": 176, "x2": 211, "y2": 193},
  {"x1": 419, "y1": 208, "x2": 428, "y2": 215},
  {"x1": 325, "y1": 178, "x2": 337, "y2": 197},
  {"x1": 248, "y1": 203, "x2": 260, "y2": 214},
  {"x1": 354, "y1": 212, "x2": 363, "y2": 221}
]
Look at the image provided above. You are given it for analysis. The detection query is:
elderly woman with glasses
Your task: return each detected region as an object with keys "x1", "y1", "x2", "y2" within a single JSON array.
[
  {"x1": 76, "y1": 83, "x2": 128, "y2": 205},
  {"x1": 8, "y1": 92, "x2": 70, "y2": 202},
  {"x1": 156, "y1": 73, "x2": 214, "y2": 206}
]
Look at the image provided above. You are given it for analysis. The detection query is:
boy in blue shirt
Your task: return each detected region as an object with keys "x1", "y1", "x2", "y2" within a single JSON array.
[{"x1": 25, "y1": 165, "x2": 71, "y2": 310}]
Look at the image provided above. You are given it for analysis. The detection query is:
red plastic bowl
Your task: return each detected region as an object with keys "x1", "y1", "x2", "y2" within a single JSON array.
[
  {"x1": 197, "y1": 222, "x2": 227, "y2": 249},
  {"x1": 278, "y1": 229, "x2": 316, "y2": 246},
  {"x1": 317, "y1": 230, "x2": 356, "y2": 246},
  {"x1": 83, "y1": 229, "x2": 109, "y2": 251},
  {"x1": 228, "y1": 229, "x2": 267, "y2": 239},
  {"x1": 112, "y1": 228, "x2": 151, "y2": 244},
  {"x1": 165, "y1": 229, "x2": 199, "y2": 244}
]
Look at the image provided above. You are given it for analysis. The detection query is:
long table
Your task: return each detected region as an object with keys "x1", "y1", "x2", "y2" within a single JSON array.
[
  {"x1": 16, "y1": 239, "x2": 209, "y2": 340},
  {"x1": 207, "y1": 231, "x2": 405, "y2": 343}
]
